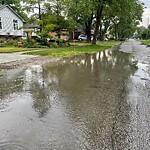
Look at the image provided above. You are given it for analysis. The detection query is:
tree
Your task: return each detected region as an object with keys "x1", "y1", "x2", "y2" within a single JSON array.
[
  {"x1": 65, "y1": 0, "x2": 111, "y2": 44},
  {"x1": 65, "y1": 0, "x2": 96, "y2": 42},
  {"x1": 65, "y1": 0, "x2": 143, "y2": 43},
  {"x1": 0, "y1": 0, "x2": 17, "y2": 4},
  {"x1": 39, "y1": 3, "x2": 74, "y2": 40},
  {"x1": 99, "y1": 0, "x2": 143, "y2": 40},
  {"x1": 22, "y1": 0, "x2": 46, "y2": 31},
  {"x1": 21, "y1": 0, "x2": 144, "y2": 44}
]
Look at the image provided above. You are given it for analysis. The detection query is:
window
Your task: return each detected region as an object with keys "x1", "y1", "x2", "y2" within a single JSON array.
[
  {"x1": 0, "y1": 17, "x2": 2, "y2": 29},
  {"x1": 13, "y1": 19, "x2": 18, "y2": 30}
]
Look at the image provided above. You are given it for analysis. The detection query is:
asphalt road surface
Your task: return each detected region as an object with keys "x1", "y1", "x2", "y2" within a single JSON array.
[
  {"x1": 119, "y1": 39, "x2": 150, "y2": 149},
  {"x1": 0, "y1": 39, "x2": 150, "y2": 150}
]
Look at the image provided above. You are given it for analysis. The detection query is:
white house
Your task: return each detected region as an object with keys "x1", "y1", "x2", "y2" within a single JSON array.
[{"x1": 0, "y1": 5, "x2": 24, "y2": 37}]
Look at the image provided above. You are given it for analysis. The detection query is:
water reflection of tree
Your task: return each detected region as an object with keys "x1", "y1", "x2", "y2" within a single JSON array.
[
  {"x1": 42, "y1": 49, "x2": 138, "y2": 149},
  {"x1": 24, "y1": 66, "x2": 56, "y2": 118},
  {"x1": 30, "y1": 82, "x2": 51, "y2": 118}
]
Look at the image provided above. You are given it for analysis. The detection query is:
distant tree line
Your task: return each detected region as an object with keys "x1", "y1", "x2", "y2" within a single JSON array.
[{"x1": 1, "y1": 0, "x2": 145, "y2": 44}]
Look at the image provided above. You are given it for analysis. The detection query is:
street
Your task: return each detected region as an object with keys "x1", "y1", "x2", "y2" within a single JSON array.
[{"x1": 0, "y1": 39, "x2": 150, "y2": 149}]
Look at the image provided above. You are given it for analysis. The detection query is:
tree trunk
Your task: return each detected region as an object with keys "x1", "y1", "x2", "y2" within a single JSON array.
[
  {"x1": 114, "y1": 24, "x2": 117, "y2": 40},
  {"x1": 85, "y1": 15, "x2": 93, "y2": 43},
  {"x1": 92, "y1": 5, "x2": 103, "y2": 45},
  {"x1": 57, "y1": 30, "x2": 61, "y2": 38},
  {"x1": 38, "y1": 3, "x2": 42, "y2": 32},
  {"x1": 99, "y1": 24, "x2": 103, "y2": 40},
  {"x1": 102, "y1": 21, "x2": 109, "y2": 40}
]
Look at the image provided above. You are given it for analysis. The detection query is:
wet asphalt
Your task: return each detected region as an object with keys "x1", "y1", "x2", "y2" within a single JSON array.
[
  {"x1": 0, "y1": 39, "x2": 150, "y2": 150},
  {"x1": 119, "y1": 39, "x2": 150, "y2": 149}
]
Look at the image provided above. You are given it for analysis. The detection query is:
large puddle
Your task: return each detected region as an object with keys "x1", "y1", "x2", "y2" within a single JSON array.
[{"x1": 0, "y1": 47, "x2": 138, "y2": 149}]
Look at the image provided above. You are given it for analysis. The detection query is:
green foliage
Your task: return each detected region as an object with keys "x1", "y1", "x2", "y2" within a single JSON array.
[
  {"x1": 3, "y1": 0, "x2": 143, "y2": 45},
  {"x1": 0, "y1": 43, "x2": 5, "y2": 47},
  {"x1": 107, "y1": 0, "x2": 144, "y2": 40},
  {"x1": 5, "y1": 40, "x2": 18, "y2": 46},
  {"x1": 0, "y1": 0, "x2": 19, "y2": 4},
  {"x1": 51, "y1": 42, "x2": 59, "y2": 48},
  {"x1": 135, "y1": 26, "x2": 150, "y2": 40}
]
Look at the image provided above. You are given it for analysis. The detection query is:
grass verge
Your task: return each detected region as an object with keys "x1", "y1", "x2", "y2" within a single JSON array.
[
  {"x1": 26, "y1": 41, "x2": 120, "y2": 57},
  {"x1": 0, "y1": 41, "x2": 121, "y2": 57},
  {"x1": 70, "y1": 40, "x2": 121, "y2": 47},
  {"x1": 140, "y1": 40, "x2": 150, "y2": 45},
  {"x1": 0, "y1": 47, "x2": 43, "y2": 53},
  {"x1": 97, "y1": 41, "x2": 121, "y2": 47}
]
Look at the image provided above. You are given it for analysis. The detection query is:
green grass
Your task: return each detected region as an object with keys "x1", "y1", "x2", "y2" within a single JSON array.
[
  {"x1": 0, "y1": 41, "x2": 121, "y2": 57},
  {"x1": 140, "y1": 40, "x2": 150, "y2": 45},
  {"x1": 97, "y1": 41, "x2": 121, "y2": 47},
  {"x1": 26, "y1": 41, "x2": 119, "y2": 57},
  {"x1": 0, "y1": 47, "x2": 43, "y2": 53},
  {"x1": 70, "y1": 40, "x2": 121, "y2": 47}
]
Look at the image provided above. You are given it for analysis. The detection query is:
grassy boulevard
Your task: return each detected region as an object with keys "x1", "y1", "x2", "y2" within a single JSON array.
[
  {"x1": 0, "y1": 41, "x2": 121, "y2": 57},
  {"x1": 140, "y1": 40, "x2": 150, "y2": 45}
]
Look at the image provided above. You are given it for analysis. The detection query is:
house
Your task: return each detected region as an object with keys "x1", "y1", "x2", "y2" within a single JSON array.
[
  {"x1": 23, "y1": 23, "x2": 40, "y2": 37},
  {"x1": 0, "y1": 5, "x2": 24, "y2": 38},
  {"x1": 49, "y1": 30, "x2": 69, "y2": 41}
]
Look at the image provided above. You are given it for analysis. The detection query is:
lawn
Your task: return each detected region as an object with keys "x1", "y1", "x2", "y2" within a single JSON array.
[
  {"x1": 0, "y1": 47, "x2": 43, "y2": 53},
  {"x1": 140, "y1": 40, "x2": 150, "y2": 45},
  {"x1": 0, "y1": 41, "x2": 121, "y2": 57},
  {"x1": 26, "y1": 41, "x2": 120, "y2": 57},
  {"x1": 70, "y1": 40, "x2": 120, "y2": 47}
]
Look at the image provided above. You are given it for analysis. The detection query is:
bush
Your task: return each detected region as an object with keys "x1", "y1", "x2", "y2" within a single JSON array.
[
  {"x1": 119, "y1": 39, "x2": 125, "y2": 41},
  {"x1": 51, "y1": 42, "x2": 59, "y2": 48},
  {"x1": 4, "y1": 39, "x2": 18, "y2": 47},
  {"x1": 0, "y1": 43, "x2": 5, "y2": 47}
]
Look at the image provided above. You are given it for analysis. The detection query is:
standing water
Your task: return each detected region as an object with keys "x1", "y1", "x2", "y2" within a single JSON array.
[{"x1": 0, "y1": 47, "x2": 137, "y2": 149}]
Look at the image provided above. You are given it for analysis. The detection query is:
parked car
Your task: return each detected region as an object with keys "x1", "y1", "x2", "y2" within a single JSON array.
[{"x1": 78, "y1": 34, "x2": 93, "y2": 41}]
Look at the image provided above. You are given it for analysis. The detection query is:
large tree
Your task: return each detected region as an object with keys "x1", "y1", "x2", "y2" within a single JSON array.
[
  {"x1": 65, "y1": 0, "x2": 111, "y2": 44},
  {"x1": 65, "y1": 0, "x2": 95, "y2": 42},
  {"x1": 21, "y1": 0, "x2": 144, "y2": 43},
  {"x1": 22, "y1": 0, "x2": 46, "y2": 31},
  {"x1": 107, "y1": 0, "x2": 144, "y2": 40},
  {"x1": 65, "y1": 0, "x2": 143, "y2": 43}
]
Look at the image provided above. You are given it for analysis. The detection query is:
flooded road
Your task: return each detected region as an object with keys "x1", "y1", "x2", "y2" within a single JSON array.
[{"x1": 0, "y1": 41, "x2": 150, "y2": 149}]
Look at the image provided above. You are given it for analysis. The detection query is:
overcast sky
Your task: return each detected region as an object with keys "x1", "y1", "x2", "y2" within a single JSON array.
[{"x1": 140, "y1": 0, "x2": 150, "y2": 27}]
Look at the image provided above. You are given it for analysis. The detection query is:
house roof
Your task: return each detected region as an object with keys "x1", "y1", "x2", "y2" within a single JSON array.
[{"x1": 0, "y1": 5, "x2": 25, "y2": 22}]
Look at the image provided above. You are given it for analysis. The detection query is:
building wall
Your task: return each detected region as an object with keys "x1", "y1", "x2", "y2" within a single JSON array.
[{"x1": 0, "y1": 7, "x2": 23, "y2": 36}]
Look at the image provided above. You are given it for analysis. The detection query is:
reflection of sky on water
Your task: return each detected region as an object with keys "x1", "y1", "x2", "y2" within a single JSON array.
[{"x1": 66, "y1": 49, "x2": 135, "y2": 73}]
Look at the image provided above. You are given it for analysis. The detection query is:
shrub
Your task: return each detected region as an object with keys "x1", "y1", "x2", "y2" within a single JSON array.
[
  {"x1": 5, "y1": 39, "x2": 18, "y2": 46},
  {"x1": 0, "y1": 43, "x2": 5, "y2": 47},
  {"x1": 51, "y1": 42, "x2": 59, "y2": 48}
]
